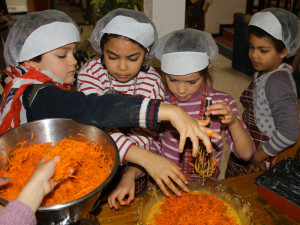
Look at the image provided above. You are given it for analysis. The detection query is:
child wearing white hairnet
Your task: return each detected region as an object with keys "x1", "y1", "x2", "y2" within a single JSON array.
[
  {"x1": 226, "y1": 8, "x2": 300, "y2": 177},
  {"x1": 76, "y1": 8, "x2": 189, "y2": 205},
  {"x1": 108, "y1": 28, "x2": 254, "y2": 209},
  {"x1": 0, "y1": 10, "x2": 220, "y2": 212},
  {"x1": 148, "y1": 28, "x2": 254, "y2": 183}
]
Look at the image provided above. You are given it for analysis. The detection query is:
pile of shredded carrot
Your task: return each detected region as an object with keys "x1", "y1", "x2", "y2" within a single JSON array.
[
  {"x1": 148, "y1": 192, "x2": 239, "y2": 225},
  {"x1": 189, "y1": 143, "x2": 219, "y2": 185},
  {"x1": 0, "y1": 138, "x2": 113, "y2": 206}
]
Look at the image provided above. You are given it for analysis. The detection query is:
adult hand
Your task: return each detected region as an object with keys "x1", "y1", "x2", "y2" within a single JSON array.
[{"x1": 17, "y1": 156, "x2": 60, "y2": 213}]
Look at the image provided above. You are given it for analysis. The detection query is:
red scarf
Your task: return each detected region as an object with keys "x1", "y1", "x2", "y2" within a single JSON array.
[{"x1": 0, "y1": 65, "x2": 70, "y2": 135}]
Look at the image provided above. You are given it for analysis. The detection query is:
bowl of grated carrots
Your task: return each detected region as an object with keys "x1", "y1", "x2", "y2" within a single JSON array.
[
  {"x1": 0, "y1": 118, "x2": 119, "y2": 224},
  {"x1": 137, "y1": 178, "x2": 253, "y2": 225}
]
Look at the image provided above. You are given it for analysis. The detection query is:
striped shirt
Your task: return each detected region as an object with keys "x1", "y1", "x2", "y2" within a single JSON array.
[
  {"x1": 77, "y1": 59, "x2": 165, "y2": 163},
  {"x1": 150, "y1": 83, "x2": 247, "y2": 179}
]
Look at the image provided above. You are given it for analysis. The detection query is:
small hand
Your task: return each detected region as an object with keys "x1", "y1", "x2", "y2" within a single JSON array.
[
  {"x1": 205, "y1": 102, "x2": 236, "y2": 126},
  {"x1": 246, "y1": 150, "x2": 268, "y2": 173},
  {"x1": 144, "y1": 153, "x2": 189, "y2": 197},
  {"x1": 169, "y1": 106, "x2": 221, "y2": 154},
  {"x1": 247, "y1": 158, "x2": 267, "y2": 173},
  {"x1": 107, "y1": 172, "x2": 136, "y2": 210}
]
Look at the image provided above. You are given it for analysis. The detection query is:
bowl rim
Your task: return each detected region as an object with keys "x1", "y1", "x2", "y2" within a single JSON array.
[
  {"x1": 137, "y1": 178, "x2": 254, "y2": 224},
  {"x1": 0, "y1": 118, "x2": 120, "y2": 211}
]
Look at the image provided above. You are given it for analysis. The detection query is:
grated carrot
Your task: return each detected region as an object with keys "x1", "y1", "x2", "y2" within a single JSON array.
[
  {"x1": 0, "y1": 139, "x2": 113, "y2": 206},
  {"x1": 77, "y1": 133, "x2": 87, "y2": 138},
  {"x1": 36, "y1": 122, "x2": 42, "y2": 130},
  {"x1": 150, "y1": 192, "x2": 239, "y2": 225}
]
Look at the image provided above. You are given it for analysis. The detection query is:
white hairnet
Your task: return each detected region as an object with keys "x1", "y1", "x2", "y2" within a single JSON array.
[
  {"x1": 155, "y1": 28, "x2": 218, "y2": 75},
  {"x1": 89, "y1": 8, "x2": 158, "y2": 61},
  {"x1": 4, "y1": 10, "x2": 80, "y2": 66},
  {"x1": 249, "y1": 8, "x2": 300, "y2": 57}
]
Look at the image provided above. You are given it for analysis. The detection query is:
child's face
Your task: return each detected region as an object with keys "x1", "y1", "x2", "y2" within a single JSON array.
[
  {"x1": 166, "y1": 72, "x2": 203, "y2": 102},
  {"x1": 28, "y1": 43, "x2": 77, "y2": 84},
  {"x1": 248, "y1": 34, "x2": 287, "y2": 74},
  {"x1": 103, "y1": 36, "x2": 147, "y2": 83}
]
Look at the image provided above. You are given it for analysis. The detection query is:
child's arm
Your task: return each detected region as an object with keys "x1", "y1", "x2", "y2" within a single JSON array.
[
  {"x1": 206, "y1": 102, "x2": 254, "y2": 160},
  {"x1": 247, "y1": 149, "x2": 269, "y2": 172},
  {"x1": 124, "y1": 145, "x2": 188, "y2": 197},
  {"x1": 247, "y1": 72, "x2": 299, "y2": 171},
  {"x1": 108, "y1": 166, "x2": 141, "y2": 210},
  {"x1": 28, "y1": 86, "x2": 221, "y2": 155}
]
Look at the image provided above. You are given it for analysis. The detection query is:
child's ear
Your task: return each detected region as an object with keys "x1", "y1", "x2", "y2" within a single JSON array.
[
  {"x1": 280, "y1": 48, "x2": 288, "y2": 59},
  {"x1": 23, "y1": 60, "x2": 39, "y2": 68},
  {"x1": 207, "y1": 63, "x2": 213, "y2": 69}
]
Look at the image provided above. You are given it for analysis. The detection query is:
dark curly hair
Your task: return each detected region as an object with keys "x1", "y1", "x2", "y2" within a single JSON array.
[{"x1": 247, "y1": 25, "x2": 286, "y2": 54}]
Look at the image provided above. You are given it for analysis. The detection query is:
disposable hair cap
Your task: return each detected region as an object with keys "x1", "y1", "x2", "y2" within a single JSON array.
[
  {"x1": 155, "y1": 28, "x2": 218, "y2": 75},
  {"x1": 89, "y1": 8, "x2": 158, "y2": 61},
  {"x1": 4, "y1": 10, "x2": 80, "y2": 66},
  {"x1": 249, "y1": 8, "x2": 300, "y2": 57}
]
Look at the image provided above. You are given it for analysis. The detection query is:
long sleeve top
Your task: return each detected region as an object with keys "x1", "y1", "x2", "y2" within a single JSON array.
[
  {"x1": 77, "y1": 59, "x2": 165, "y2": 162},
  {"x1": 23, "y1": 85, "x2": 161, "y2": 131},
  {"x1": 253, "y1": 65, "x2": 299, "y2": 156},
  {"x1": 150, "y1": 83, "x2": 251, "y2": 179},
  {"x1": 0, "y1": 200, "x2": 36, "y2": 225}
]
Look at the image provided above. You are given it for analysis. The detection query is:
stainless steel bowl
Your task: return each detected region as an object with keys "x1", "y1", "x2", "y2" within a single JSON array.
[{"x1": 0, "y1": 118, "x2": 119, "y2": 224}]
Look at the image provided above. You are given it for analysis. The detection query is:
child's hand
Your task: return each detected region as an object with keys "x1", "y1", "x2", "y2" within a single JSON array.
[
  {"x1": 143, "y1": 152, "x2": 189, "y2": 197},
  {"x1": 247, "y1": 149, "x2": 269, "y2": 172},
  {"x1": 107, "y1": 169, "x2": 136, "y2": 210},
  {"x1": 158, "y1": 104, "x2": 222, "y2": 155},
  {"x1": 205, "y1": 102, "x2": 237, "y2": 126}
]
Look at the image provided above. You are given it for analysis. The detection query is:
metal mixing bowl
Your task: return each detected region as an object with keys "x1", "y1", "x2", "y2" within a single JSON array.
[
  {"x1": 137, "y1": 178, "x2": 253, "y2": 225},
  {"x1": 0, "y1": 118, "x2": 119, "y2": 224}
]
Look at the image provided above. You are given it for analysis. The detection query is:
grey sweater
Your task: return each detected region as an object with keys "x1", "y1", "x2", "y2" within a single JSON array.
[{"x1": 254, "y1": 66, "x2": 299, "y2": 156}]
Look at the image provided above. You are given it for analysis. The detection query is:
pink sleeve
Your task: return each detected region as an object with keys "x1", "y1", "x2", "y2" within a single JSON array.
[{"x1": 0, "y1": 200, "x2": 36, "y2": 225}]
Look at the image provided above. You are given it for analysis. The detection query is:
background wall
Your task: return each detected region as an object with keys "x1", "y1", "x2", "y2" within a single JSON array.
[
  {"x1": 205, "y1": 0, "x2": 247, "y2": 34},
  {"x1": 144, "y1": 0, "x2": 185, "y2": 38}
]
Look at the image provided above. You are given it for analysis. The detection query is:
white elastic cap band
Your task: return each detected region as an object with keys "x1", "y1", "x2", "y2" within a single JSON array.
[
  {"x1": 161, "y1": 52, "x2": 209, "y2": 75},
  {"x1": 100, "y1": 15, "x2": 155, "y2": 48},
  {"x1": 249, "y1": 11, "x2": 283, "y2": 41},
  {"x1": 18, "y1": 22, "x2": 80, "y2": 62}
]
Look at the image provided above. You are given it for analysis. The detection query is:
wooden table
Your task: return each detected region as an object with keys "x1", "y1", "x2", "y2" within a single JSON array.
[{"x1": 96, "y1": 172, "x2": 299, "y2": 225}]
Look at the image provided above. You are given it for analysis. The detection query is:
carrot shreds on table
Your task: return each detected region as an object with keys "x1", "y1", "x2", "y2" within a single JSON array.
[
  {"x1": 150, "y1": 192, "x2": 239, "y2": 225},
  {"x1": 0, "y1": 139, "x2": 113, "y2": 206}
]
